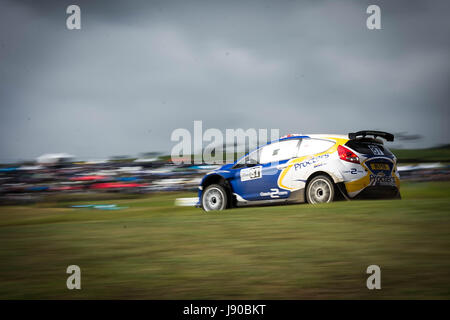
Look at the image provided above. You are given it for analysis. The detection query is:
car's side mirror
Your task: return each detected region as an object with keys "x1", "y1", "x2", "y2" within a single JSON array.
[
  {"x1": 245, "y1": 159, "x2": 259, "y2": 167},
  {"x1": 231, "y1": 158, "x2": 258, "y2": 169}
]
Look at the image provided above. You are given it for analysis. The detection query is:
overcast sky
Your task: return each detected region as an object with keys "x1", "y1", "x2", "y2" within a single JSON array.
[{"x1": 0, "y1": 0, "x2": 449, "y2": 162}]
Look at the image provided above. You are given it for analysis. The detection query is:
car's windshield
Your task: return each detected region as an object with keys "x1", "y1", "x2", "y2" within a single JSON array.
[{"x1": 233, "y1": 149, "x2": 260, "y2": 168}]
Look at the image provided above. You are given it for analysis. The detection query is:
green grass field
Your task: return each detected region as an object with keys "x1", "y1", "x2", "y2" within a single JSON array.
[{"x1": 0, "y1": 182, "x2": 449, "y2": 299}]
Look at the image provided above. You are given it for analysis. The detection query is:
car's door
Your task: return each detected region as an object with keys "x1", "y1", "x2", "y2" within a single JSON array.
[
  {"x1": 230, "y1": 138, "x2": 302, "y2": 201},
  {"x1": 277, "y1": 138, "x2": 336, "y2": 191}
]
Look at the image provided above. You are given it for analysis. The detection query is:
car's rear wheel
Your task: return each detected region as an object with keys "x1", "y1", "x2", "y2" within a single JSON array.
[
  {"x1": 306, "y1": 175, "x2": 335, "y2": 204},
  {"x1": 202, "y1": 184, "x2": 228, "y2": 212}
]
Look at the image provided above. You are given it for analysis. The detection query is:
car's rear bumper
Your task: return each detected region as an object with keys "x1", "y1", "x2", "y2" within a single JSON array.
[{"x1": 352, "y1": 185, "x2": 400, "y2": 199}]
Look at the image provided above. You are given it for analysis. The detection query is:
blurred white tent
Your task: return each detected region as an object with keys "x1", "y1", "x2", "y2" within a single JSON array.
[
  {"x1": 398, "y1": 163, "x2": 444, "y2": 172},
  {"x1": 36, "y1": 153, "x2": 74, "y2": 165}
]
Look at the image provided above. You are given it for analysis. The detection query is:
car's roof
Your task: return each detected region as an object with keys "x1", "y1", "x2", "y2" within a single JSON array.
[
  {"x1": 278, "y1": 133, "x2": 349, "y2": 141},
  {"x1": 235, "y1": 133, "x2": 350, "y2": 163},
  {"x1": 307, "y1": 134, "x2": 349, "y2": 140}
]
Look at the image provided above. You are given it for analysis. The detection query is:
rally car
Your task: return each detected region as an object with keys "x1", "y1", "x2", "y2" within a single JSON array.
[{"x1": 198, "y1": 130, "x2": 401, "y2": 211}]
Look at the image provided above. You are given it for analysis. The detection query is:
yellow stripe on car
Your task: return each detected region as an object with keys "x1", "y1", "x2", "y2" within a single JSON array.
[{"x1": 277, "y1": 137, "x2": 349, "y2": 190}]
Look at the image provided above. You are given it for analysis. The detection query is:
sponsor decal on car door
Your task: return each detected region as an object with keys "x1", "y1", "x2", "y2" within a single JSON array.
[{"x1": 232, "y1": 160, "x2": 289, "y2": 201}]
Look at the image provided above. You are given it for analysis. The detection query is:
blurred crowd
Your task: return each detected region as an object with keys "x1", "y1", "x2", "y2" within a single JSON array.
[{"x1": 0, "y1": 155, "x2": 219, "y2": 204}]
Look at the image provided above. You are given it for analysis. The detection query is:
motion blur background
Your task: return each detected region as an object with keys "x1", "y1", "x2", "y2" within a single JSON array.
[{"x1": 0, "y1": 0, "x2": 449, "y2": 299}]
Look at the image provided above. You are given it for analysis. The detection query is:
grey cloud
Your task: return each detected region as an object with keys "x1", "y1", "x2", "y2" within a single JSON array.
[{"x1": 0, "y1": 0, "x2": 449, "y2": 162}]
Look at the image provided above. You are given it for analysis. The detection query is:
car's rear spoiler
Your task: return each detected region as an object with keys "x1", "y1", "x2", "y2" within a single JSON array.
[{"x1": 348, "y1": 130, "x2": 394, "y2": 142}]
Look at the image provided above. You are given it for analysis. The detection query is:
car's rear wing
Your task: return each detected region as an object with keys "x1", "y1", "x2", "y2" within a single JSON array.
[{"x1": 348, "y1": 130, "x2": 394, "y2": 142}]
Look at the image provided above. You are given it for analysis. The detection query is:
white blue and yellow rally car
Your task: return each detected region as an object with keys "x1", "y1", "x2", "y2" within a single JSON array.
[{"x1": 198, "y1": 130, "x2": 401, "y2": 211}]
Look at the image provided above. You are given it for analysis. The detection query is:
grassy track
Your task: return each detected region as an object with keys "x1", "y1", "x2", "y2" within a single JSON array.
[{"x1": 0, "y1": 182, "x2": 449, "y2": 299}]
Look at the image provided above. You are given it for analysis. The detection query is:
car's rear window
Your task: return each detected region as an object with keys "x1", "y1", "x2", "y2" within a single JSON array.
[
  {"x1": 297, "y1": 138, "x2": 335, "y2": 157},
  {"x1": 345, "y1": 139, "x2": 393, "y2": 156}
]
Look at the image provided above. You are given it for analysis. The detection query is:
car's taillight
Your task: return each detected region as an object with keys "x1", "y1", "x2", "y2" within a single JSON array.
[{"x1": 338, "y1": 145, "x2": 360, "y2": 164}]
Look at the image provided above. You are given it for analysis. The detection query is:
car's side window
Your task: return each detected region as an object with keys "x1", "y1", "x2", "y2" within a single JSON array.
[
  {"x1": 234, "y1": 149, "x2": 260, "y2": 168},
  {"x1": 297, "y1": 138, "x2": 334, "y2": 157},
  {"x1": 259, "y1": 139, "x2": 301, "y2": 164}
]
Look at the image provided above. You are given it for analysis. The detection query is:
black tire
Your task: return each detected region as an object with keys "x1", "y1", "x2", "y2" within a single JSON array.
[
  {"x1": 306, "y1": 175, "x2": 335, "y2": 204},
  {"x1": 201, "y1": 184, "x2": 228, "y2": 212}
]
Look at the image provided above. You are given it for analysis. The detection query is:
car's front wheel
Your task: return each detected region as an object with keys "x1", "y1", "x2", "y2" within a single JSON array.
[
  {"x1": 306, "y1": 175, "x2": 335, "y2": 204},
  {"x1": 201, "y1": 184, "x2": 228, "y2": 212}
]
